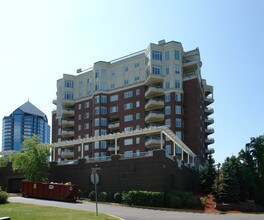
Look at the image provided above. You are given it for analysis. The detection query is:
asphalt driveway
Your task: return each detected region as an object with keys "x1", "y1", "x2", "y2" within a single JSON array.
[{"x1": 8, "y1": 197, "x2": 264, "y2": 220}]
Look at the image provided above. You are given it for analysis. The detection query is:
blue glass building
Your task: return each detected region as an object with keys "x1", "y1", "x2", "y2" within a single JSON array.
[{"x1": 2, "y1": 101, "x2": 50, "y2": 152}]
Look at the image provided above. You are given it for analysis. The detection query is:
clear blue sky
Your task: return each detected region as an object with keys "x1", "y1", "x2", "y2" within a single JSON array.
[{"x1": 1, "y1": 0, "x2": 263, "y2": 164}]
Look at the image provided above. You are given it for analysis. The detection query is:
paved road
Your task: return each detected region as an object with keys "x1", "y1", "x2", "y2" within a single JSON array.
[{"x1": 8, "y1": 197, "x2": 264, "y2": 220}]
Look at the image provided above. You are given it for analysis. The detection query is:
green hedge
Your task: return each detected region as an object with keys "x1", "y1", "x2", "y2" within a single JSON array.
[
  {"x1": 0, "y1": 189, "x2": 8, "y2": 204},
  {"x1": 122, "y1": 190, "x2": 164, "y2": 207}
]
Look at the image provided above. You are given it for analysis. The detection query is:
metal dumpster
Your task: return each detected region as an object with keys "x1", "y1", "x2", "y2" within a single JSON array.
[{"x1": 21, "y1": 181, "x2": 79, "y2": 202}]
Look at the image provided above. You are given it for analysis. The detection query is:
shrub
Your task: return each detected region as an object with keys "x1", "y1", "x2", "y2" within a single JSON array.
[
  {"x1": 99, "y1": 192, "x2": 107, "y2": 202},
  {"x1": 186, "y1": 198, "x2": 195, "y2": 208},
  {"x1": 106, "y1": 191, "x2": 115, "y2": 202},
  {"x1": 122, "y1": 190, "x2": 164, "y2": 207},
  {"x1": 166, "y1": 193, "x2": 182, "y2": 208},
  {"x1": 114, "y1": 192, "x2": 122, "y2": 203},
  {"x1": 0, "y1": 189, "x2": 8, "y2": 204},
  {"x1": 89, "y1": 191, "x2": 96, "y2": 201}
]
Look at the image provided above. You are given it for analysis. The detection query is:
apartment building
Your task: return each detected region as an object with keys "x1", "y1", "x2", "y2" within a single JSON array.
[
  {"x1": 52, "y1": 40, "x2": 214, "y2": 166},
  {"x1": 2, "y1": 101, "x2": 50, "y2": 152}
]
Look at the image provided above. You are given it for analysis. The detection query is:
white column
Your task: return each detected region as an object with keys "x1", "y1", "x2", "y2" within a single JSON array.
[
  {"x1": 53, "y1": 145, "x2": 56, "y2": 162},
  {"x1": 173, "y1": 143, "x2": 176, "y2": 156},
  {"x1": 181, "y1": 149, "x2": 184, "y2": 161},
  {"x1": 188, "y1": 154, "x2": 190, "y2": 164},
  {"x1": 81, "y1": 142, "x2": 84, "y2": 158},
  {"x1": 160, "y1": 132, "x2": 163, "y2": 149},
  {"x1": 115, "y1": 137, "x2": 118, "y2": 154}
]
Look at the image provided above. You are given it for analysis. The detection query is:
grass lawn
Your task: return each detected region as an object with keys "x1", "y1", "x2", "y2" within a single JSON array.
[{"x1": 0, "y1": 202, "x2": 119, "y2": 220}]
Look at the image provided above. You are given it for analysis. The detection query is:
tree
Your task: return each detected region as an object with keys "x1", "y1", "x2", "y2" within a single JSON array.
[
  {"x1": 200, "y1": 154, "x2": 216, "y2": 194},
  {"x1": 12, "y1": 135, "x2": 51, "y2": 182},
  {"x1": 218, "y1": 156, "x2": 240, "y2": 203}
]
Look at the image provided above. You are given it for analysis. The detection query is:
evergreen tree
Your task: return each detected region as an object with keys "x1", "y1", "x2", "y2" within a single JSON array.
[
  {"x1": 218, "y1": 156, "x2": 240, "y2": 203},
  {"x1": 200, "y1": 154, "x2": 216, "y2": 194}
]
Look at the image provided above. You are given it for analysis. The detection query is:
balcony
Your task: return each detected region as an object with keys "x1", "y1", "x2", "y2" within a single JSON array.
[
  {"x1": 145, "y1": 137, "x2": 165, "y2": 149},
  {"x1": 183, "y1": 56, "x2": 201, "y2": 71},
  {"x1": 205, "y1": 117, "x2": 214, "y2": 125},
  {"x1": 108, "y1": 146, "x2": 120, "y2": 152},
  {"x1": 61, "y1": 130, "x2": 74, "y2": 138},
  {"x1": 61, "y1": 119, "x2": 74, "y2": 128},
  {"x1": 62, "y1": 99, "x2": 74, "y2": 108},
  {"x1": 145, "y1": 74, "x2": 164, "y2": 86},
  {"x1": 205, "y1": 97, "x2": 214, "y2": 106},
  {"x1": 145, "y1": 99, "x2": 164, "y2": 111},
  {"x1": 108, "y1": 121, "x2": 120, "y2": 129},
  {"x1": 145, "y1": 86, "x2": 164, "y2": 98},
  {"x1": 62, "y1": 109, "x2": 74, "y2": 118},
  {"x1": 205, "y1": 148, "x2": 215, "y2": 154},
  {"x1": 205, "y1": 127, "x2": 214, "y2": 134},
  {"x1": 205, "y1": 138, "x2": 215, "y2": 145},
  {"x1": 61, "y1": 150, "x2": 74, "y2": 158},
  {"x1": 145, "y1": 111, "x2": 164, "y2": 123},
  {"x1": 205, "y1": 107, "x2": 214, "y2": 116},
  {"x1": 204, "y1": 84, "x2": 213, "y2": 96}
]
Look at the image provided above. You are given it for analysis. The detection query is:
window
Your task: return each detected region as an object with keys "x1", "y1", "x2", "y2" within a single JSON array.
[
  {"x1": 124, "y1": 66, "x2": 129, "y2": 72},
  {"x1": 84, "y1": 144, "x2": 89, "y2": 151},
  {"x1": 101, "y1": 118, "x2": 107, "y2": 126},
  {"x1": 94, "y1": 107, "x2": 100, "y2": 115},
  {"x1": 87, "y1": 78, "x2": 92, "y2": 84},
  {"x1": 101, "y1": 106, "x2": 107, "y2": 115},
  {"x1": 78, "y1": 125, "x2": 81, "y2": 130},
  {"x1": 152, "y1": 51, "x2": 162, "y2": 61},
  {"x1": 78, "y1": 145, "x2": 81, "y2": 152},
  {"x1": 124, "y1": 79, "x2": 129, "y2": 85},
  {"x1": 134, "y1": 63, "x2": 139, "y2": 68},
  {"x1": 95, "y1": 70, "x2": 100, "y2": 78},
  {"x1": 124, "y1": 102, "x2": 133, "y2": 110},
  {"x1": 175, "y1": 80, "x2": 181, "y2": 88},
  {"x1": 78, "y1": 104, "x2": 82, "y2": 110},
  {"x1": 85, "y1": 113, "x2": 89, "y2": 119},
  {"x1": 124, "y1": 114, "x2": 133, "y2": 122},
  {"x1": 94, "y1": 152, "x2": 99, "y2": 158},
  {"x1": 94, "y1": 130, "x2": 99, "y2": 137},
  {"x1": 136, "y1": 125, "x2": 140, "y2": 130},
  {"x1": 110, "y1": 83, "x2": 115, "y2": 89},
  {"x1": 136, "y1": 137, "x2": 140, "y2": 144},
  {"x1": 58, "y1": 128, "x2": 61, "y2": 135},
  {"x1": 165, "y1": 119, "x2": 171, "y2": 127},
  {"x1": 101, "y1": 82, "x2": 106, "y2": 91},
  {"x1": 84, "y1": 123, "x2": 89, "y2": 129},
  {"x1": 94, "y1": 118, "x2": 100, "y2": 126},
  {"x1": 78, "y1": 114, "x2": 81, "y2": 120},
  {"x1": 174, "y1": 50, "x2": 180, "y2": 60},
  {"x1": 136, "y1": 149, "x2": 140, "y2": 156},
  {"x1": 124, "y1": 126, "x2": 133, "y2": 132},
  {"x1": 95, "y1": 83, "x2": 99, "y2": 91},
  {"x1": 94, "y1": 141, "x2": 99, "y2": 149},
  {"x1": 175, "y1": 64, "x2": 180, "y2": 74},
  {"x1": 166, "y1": 66, "x2": 170, "y2": 75},
  {"x1": 110, "y1": 94, "x2": 118, "y2": 102},
  {"x1": 136, "y1": 113, "x2": 140, "y2": 120},
  {"x1": 111, "y1": 71, "x2": 116, "y2": 77},
  {"x1": 175, "y1": 93, "x2": 181, "y2": 102},
  {"x1": 101, "y1": 95, "x2": 107, "y2": 103},
  {"x1": 175, "y1": 105, "x2": 181, "y2": 115},
  {"x1": 176, "y1": 131, "x2": 182, "y2": 139},
  {"x1": 124, "y1": 150, "x2": 133, "y2": 157},
  {"x1": 165, "y1": 51, "x2": 170, "y2": 61},
  {"x1": 152, "y1": 65, "x2": 162, "y2": 75},
  {"x1": 166, "y1": 144, "x2": 171, "y2": 155},
  {"x1": 136, "y1": 89, "x2": 140, "y2": 96},
  {"x1": 165, "y1": 81, "x2": 170, "y2": 89},
  {"x1": 136, "y1": 101, "x2": 140, "y2": 107},
  {"x1": 101, "y1": 141, "x2": 107, "y2": 149},
  {"x1": 176, "y1": 145, "x2": 182, "y2": 153},
  {"x1": 65, "y1": 80, "x2": 74, "y2": 88},
  {"x1": 64, "y1": 92, "x2": 73, "y2": 100},
  {"x1": 124, "y1": 91, "x2": 133, "y2": 98},
  {"x1": 135, "y1": 76, "x2": 140, "y2": 81},
  {"x1": 84, "y1": 101, "x2": 89, "y2": 108},
  {"x1": 94, "y1": 95, "x2": 100, "y2": 104},
  {"x1": 101, "y1": 129, "x2": 107, "y2": 136},
  {"x1": 110, "y1": 106, "x2": 118, "y2": 113},
  {"x1": 165, "y1": 93, "x2": 170, "y2": 102},
  {"x1": 175, "y1": 118, "x2": 182, "y2": 127},
  {"x1": 124, "y1": 138, "x2": 133, "y2": 145},
  {"x1": 165, "y1": 106, "x2": 171, "y2": 115}
]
